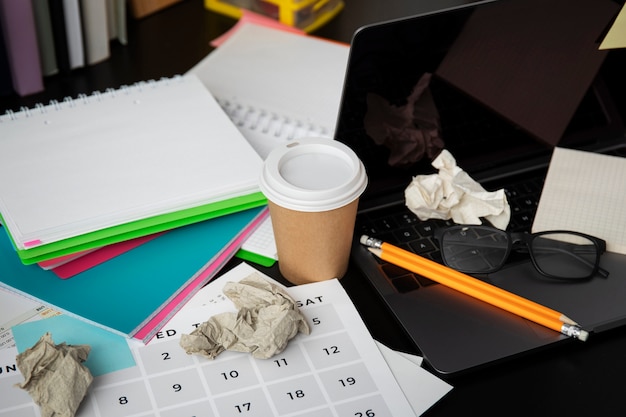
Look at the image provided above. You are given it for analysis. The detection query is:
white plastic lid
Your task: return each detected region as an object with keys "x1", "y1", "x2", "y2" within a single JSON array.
[{"x1": 259, "y1": 138, "x2": 368, "y2": 212}]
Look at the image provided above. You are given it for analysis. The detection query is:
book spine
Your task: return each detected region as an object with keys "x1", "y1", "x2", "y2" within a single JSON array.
[
  {"x1": 48, "y1": 0, "x2": 71, "y2": 74},
  {"x1": 80, "y1": 0, "x2": 110, "y2": 65},
  {"x1": 106, "y1": 0, "x2": 127, "y2": 45},
  {"x1": 0, "y1": 16, "x2": 14, "y2": 96},
  {"x1": 31, "y1": 0, "x2": 59, "y2": 76},
  {"x1": 61, "y1": 0, "x2": 85, "y2": 69},
  {"x1": 0, "y1": 0, "x2": 44, "y2": 96}
]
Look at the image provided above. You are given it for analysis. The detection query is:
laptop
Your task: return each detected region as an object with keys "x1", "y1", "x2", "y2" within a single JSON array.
[{"x1": 334, "y1": 0, "x2": 626, "y2": 375}]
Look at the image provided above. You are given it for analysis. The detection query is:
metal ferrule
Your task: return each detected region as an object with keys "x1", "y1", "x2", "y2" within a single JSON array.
[{"x1": 561, "y1": 323, "x2": 586, "y2": 340}]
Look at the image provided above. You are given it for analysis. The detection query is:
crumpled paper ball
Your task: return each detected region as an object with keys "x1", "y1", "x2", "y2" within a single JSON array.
[
  {"x1": 15, "y1": 333, "x2": 93, "y2": 417},
  {"x1": 405, "y1": 149, "x2": 510, "y2": 229},
  {"x1": 180, "y1": 273, "x2": 310, "y2": 360}
]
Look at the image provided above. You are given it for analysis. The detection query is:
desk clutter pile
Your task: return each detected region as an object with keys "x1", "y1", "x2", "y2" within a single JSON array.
[{"x1": 0, "y1": 24, "x2": 453, "y2": 417}]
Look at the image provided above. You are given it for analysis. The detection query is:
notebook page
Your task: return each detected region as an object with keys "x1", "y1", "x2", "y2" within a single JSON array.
[
  {"x1": 188, "y1": 23, "x2": 349, "y2": 158},
  {"x1": 0, "y1": 75, "x2": 263, "y2": 253},
  {"x1": 532, "y1": 147, "x2": 626, "y2": 254}
]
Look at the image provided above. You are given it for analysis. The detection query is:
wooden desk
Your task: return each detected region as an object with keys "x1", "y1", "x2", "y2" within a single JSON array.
[{"x1": 2, "y1": 1, "x2": 626, "y2": 415}]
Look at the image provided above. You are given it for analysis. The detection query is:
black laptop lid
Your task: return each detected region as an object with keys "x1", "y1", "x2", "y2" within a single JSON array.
[{"x1": 334, "y1": 0, "x2": 626, "y2": 205}]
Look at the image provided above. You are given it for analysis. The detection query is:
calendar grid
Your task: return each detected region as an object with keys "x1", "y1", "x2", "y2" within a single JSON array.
[{"x1": 1, "y1": 264, "x2": 416, "y2": 417}]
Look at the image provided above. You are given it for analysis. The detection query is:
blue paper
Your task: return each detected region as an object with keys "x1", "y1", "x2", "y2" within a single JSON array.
[{"x1": 12, "y1": 315, "x2": 135, "y2": 377}]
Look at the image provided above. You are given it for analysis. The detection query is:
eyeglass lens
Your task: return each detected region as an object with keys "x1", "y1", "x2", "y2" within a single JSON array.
[
  {"x1": 440, "y1": 227, "x2": 509, "y2": 273},
  {"x1": 530, "y1": 233, "x2": 599, "y2": 279},
  {"x1": 440, "y1": 227, "x2": 599, "y2": 279}
]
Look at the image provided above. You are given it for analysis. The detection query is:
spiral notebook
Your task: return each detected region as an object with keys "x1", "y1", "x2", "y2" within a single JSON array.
[
  {"x1": 187, "y1": 23, "x2": 349, "y2": 159},
  {"x1": 0, "y1": 74, "x2": 266, "y2": 264}
]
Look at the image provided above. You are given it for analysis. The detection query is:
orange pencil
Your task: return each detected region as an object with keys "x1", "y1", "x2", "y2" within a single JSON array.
[
  {"x1": 360, "y1": 235, "x2": 588, "y2": 341},
  {"x1": 363, "y1": 235, "x2": 576, "y2": 325}
]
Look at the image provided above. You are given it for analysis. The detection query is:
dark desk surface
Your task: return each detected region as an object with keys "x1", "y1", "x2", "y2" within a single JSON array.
[{"x1": 2, "y1": 1, "x2": 626, "y2": 415}]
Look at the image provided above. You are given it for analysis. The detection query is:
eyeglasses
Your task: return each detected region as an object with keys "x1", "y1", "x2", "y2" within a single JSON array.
[{"x1": 434, "y1": 225, "x2": 609, "y2": 281}]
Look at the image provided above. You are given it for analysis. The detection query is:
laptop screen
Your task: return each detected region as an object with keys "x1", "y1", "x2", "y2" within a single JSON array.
[{"x1": 334, "y1": 0, "x2": 626, "y2": 204}]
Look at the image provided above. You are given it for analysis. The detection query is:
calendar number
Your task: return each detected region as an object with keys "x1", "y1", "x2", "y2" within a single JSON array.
[
  {"x1": 172, "y1": 383, "x2": 182, "y2": 392},
  {"x1": 221, "y1": 370, "x2": 239, "y2": 380},
  {"x1": 286, "y1": 389, "x2": 305, "y2": 400},
  {"x1": 354, "y1": 409, "x2": 376, "y2": 417},
  {"x1": 161, "y1": 352, "x2": 171, "y2": 360},
  {"x1": 323, "y1": 346, "x2": 340, "y2": 355},
  {"x1": 273, "y1": 358, "x2": 288, "y2": 367},
  {"x1": 234, "y1": 402, "x2": 251, "y2": 413},
  {"x1": 339, "y1": 377, "x2": 356, "y2": 387},
  {"x1": 118, "y1": 396, "x2": 128, "y2": 405}
]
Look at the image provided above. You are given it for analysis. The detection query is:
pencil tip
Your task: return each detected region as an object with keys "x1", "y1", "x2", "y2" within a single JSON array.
[{"x1": 367, "y1": 247, "x2": 382, "y2": 257}]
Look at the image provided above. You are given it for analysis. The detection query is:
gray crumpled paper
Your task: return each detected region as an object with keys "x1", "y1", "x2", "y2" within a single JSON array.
[
  {"x1": 180, "y1": 273, "x2": 310, "y2": 360},
  {"x1": 15, "y1": 333, "x2": 93, "y2": 417},
  {"x1": 405, "y1": 149, "x2": 510, "y2": 229}
]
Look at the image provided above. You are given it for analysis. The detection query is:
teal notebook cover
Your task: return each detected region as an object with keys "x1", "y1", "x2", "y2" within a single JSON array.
[{"x1": 0, "y1": 207, "x2": 263, "y2": 339}]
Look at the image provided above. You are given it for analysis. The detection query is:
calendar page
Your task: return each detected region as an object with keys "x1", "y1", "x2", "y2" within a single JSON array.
[{"x1": 1, "y1": 263, "x2": 424, "y2": 417}]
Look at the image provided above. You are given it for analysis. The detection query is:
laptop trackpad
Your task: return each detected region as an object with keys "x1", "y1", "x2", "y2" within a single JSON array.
[
  {"x1": 488, "y1": 253, "x2": 626, "y2": 333},
  {"x1": 387, "y1": 284, "x2": 563, "y2": 375}
]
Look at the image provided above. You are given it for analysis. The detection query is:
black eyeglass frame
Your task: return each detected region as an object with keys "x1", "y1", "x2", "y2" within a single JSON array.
[{"x1": 434, "y1": 225, "x2": 609, "y2": 281}]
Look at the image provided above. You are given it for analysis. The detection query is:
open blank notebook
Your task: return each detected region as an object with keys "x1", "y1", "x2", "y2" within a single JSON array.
[
  {"x1": 0, "y1": 74, "x2": 266, "y2": 264},
  {"x1": 532, "y1": 147, "x2": 626, "y2": 254},
  {"x1": 188, "y1": 23, "x2": 349, "y2": 159}
]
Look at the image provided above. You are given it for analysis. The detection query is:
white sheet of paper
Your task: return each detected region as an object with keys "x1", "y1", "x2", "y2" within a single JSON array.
[
  {"x1": 187, "y1": 24, "x2": 349, "y2": 158},
  {"x1": 376, "y1": 342, "x2": 452, "y2": 416}
]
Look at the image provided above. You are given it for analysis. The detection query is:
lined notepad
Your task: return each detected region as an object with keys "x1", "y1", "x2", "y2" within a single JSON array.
[
  {"x1": 0, "y1": 74, "x2": 266, "y2": 264},
  {"x1": 532, "y1": 147, "x2": 626, "y2": 254}
]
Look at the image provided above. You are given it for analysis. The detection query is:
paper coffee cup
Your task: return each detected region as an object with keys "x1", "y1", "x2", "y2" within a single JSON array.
[{"x1": 259, "y1": 138, "x2": 367, "y2": 285}]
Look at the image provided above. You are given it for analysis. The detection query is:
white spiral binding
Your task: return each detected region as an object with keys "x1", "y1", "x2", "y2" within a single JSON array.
[
  {"x1": 216, "y1": 97, "x2": 330, "y2": 142},
  {"x1": 0, "y1": 75, "x2": 184, "y2": 123}
]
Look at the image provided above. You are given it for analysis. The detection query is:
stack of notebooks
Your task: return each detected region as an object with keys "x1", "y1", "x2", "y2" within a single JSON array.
[{"x1": 0, "y1": 73, "x2": 268, "y2": 342}]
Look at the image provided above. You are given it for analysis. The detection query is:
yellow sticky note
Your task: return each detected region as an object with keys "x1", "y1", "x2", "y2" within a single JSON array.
[{"x1": 600, "y1": 4, "x2": 626, "y2": 50}]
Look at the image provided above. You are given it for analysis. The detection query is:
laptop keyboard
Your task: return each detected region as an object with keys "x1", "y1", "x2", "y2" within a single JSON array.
[{"x1": 356, "y1": 176, "x2": 544, "y2": 293}]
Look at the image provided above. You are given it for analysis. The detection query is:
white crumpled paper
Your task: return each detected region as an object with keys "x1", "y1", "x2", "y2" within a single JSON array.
[
  {"x1": 180, "y1": 273, "x2": 310, "y2": 360},
  {"x1": 405, "y1": 149, "x2": 510, "y2": 229}
]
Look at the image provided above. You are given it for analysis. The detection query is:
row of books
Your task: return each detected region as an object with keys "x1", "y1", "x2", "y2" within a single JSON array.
[{"x1": 0, "y1": 0, "x2": 127, "y2": 97}]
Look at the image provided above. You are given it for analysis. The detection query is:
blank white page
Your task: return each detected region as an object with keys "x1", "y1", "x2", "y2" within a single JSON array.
[
  {"x1": 188, "y1": 24, "x2": 349, "y2": 157},
  {"x1": 0, "y1": 75, "x2": 263, "y2": 249},
  {"x1": 532, "y1": 147, "x2": 626, "y2": 254}
]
